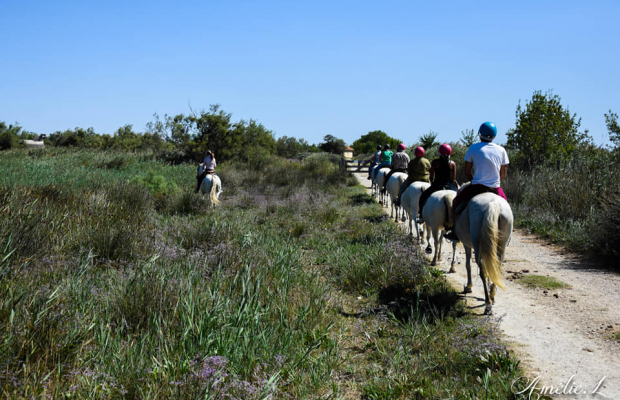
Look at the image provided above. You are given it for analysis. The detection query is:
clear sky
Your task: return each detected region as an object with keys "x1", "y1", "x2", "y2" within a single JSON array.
[{"x1": 1, "y1": 0, "x2": 619, "y2": 147}]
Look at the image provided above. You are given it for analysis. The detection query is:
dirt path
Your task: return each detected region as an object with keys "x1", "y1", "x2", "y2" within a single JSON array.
[{"x1": 354, "y1": 173, "x2": 620, "y2": 399}]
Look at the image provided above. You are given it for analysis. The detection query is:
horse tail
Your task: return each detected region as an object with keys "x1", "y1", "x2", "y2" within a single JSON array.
[
  {"x1": 479, "y1": 202, "x2": 504, "y2": 289},
  {"x1": 443, "y1": 191, "x2": 456, "y2": 228},
  {"x1": 209, "y1": 177, "x2": 221, "y2": 206}
]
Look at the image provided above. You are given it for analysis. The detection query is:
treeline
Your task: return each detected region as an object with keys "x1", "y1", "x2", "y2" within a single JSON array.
[{"x1": 0, "y1": 105, "x2": 350, "y2": 162}]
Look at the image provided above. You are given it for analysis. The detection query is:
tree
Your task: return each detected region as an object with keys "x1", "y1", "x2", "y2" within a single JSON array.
[
  {"x1": 276, "y1": 136, "x2": 303, "y2": 158},
  {"x1": 319, "y1": 134, "x2": 346, "y2": 154},
  {"x1": 159, "y1": 105, "x2": 276, "y2": 162},
  {"x1": 460, "y1": 129, "x2": 479, "y2": 147},
  {"x1": 0, "y1": 121, "x2": 21, "y2": 150},
  {"x1": 351, "y1": 130, "x2": 401, "y2": 155},
  {"x1": 417, "y1": 131, "x2": 439, "y2": 151},
  {"x1": 507, "y1": 90, "x2": 591, "y2": 165},
  {"x1": 605, "y1": 110, "x2": 620, "y2": 148}
]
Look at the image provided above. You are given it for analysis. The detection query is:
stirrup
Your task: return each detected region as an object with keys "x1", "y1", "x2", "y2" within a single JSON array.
[{"x1": 416, "y1": 217, "x2": 424, "y2": 224}]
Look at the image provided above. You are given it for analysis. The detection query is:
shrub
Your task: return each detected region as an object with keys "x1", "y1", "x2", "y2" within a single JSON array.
[{"x1": 131, "y1": 172, "x2": 180, "y2": 196}]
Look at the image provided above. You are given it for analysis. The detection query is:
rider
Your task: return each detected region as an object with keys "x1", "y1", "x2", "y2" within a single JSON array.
[
  {"x1": 371, "y1": 144, "x2": 393, "y2": 180},
  {"x1": 393, "y1": 146, "x2": 430, "y2": 206},
  {"x1": 443, "y1": 122, "x2": 509, "y2": 242},
  {"x1": 367, "y1": 145, "x2": 383, "y2": 180},
  {"x1": 417, "y1": 143, "x2": 457, "y2": 223},
  {"x1": 382, "y1": 143, "x2": 409, "y2": 193},
  {"x1": 195, "y1": 150, "x2": 217, "y2": 193}
]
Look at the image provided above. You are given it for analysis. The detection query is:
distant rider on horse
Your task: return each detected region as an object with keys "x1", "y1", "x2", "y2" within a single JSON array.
[
  {"x1": 443, "y1": 122, "x2": 509, "y2": 242},
  {"x1": 393, "y1": 146, "x2": 431, "y2": 206},
  {"x1": 371, "y1": 144, "x2": 393, "y2": 180},
  {"x1": 195, "y1": 150, "x2": 217, "y2": 193},
  {"x1": 382, "y1": 143, "x2": 410, "y2": 193},
  {"x1": 367, "y1": 145, "x2": 383, "y2": 180},
  {"x1": 416, "y1": 143, "x2": 457, "y2": 223}
]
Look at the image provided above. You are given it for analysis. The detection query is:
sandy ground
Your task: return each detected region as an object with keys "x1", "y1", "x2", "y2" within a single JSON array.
[{"x1": 354, "y1": 173, "x2": 620, "y2": 399}]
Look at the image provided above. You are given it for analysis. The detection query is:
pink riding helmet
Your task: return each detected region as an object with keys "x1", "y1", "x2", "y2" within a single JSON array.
[
  {"x1": 397, "y1": 143, "x2": 406, "y2": 151},
  {"x1": 414, "y1": 146, "x2": 425, "y2": 157},
  {"x1": 439, "y1": 143, "x2": 452, "y2": 156}
]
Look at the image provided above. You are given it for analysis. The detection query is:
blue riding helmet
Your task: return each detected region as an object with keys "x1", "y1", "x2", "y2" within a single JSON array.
[{"x1": 478, "y1": 122, "x2": 497, "y2": 140}]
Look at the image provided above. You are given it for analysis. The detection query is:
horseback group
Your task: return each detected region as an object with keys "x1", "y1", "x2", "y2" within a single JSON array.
[{"x1": 368, "y1": 122, "x2": 513, "y2": 314}]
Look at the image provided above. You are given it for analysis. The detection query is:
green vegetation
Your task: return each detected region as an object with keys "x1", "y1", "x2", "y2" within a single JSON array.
[
  {"x1": 501, "y1": 90, "x2": 620, "y2": 263},
  {"x1": 352, "y1": 130, "x2": 402, "y2": 155},
  {"x1": 6, "y1": 105, "x2": 330, "y2": 162},
  {"x1": 605, "y1": 110, "x2": 620, "y2": 148},
  {"x1": 0, "y1": 149, "x2": 525, "y2": 398},
  {"x1": 517, "y1": 275, "x2": 571, "y2": 290},
  {"x1": 507, "y1": 90, "x2": 591, "y2": 166}
]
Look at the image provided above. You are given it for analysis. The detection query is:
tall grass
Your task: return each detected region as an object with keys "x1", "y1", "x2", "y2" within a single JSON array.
[
  {"x1": 0, "y1": 148, "x2": 525, "y2": 398},
  {"x1": 503, "y1": 148, "x2": 620, "y2": 260}
]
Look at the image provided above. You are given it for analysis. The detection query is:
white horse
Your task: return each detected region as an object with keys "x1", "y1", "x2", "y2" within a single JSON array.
[
  {"x1": 373, "y1": 167, "x2": 391, "y2": 204},
  {"x1": 386, "y1": 172, "x2": 407, "y2": 221},
  {"x1": 423, "y1": 189, "x2": 458, "y2": 271},
  {"x1": 369, "y1": 165, "x2": 381, "y2": 197},
  {"x1": 197, "y1": 165, "x2": 222, "y2": 207},
  {"x1": 401, "y1": 181, "x2": 431, "y2": 241},
  {"x1": 455, "y1": 190, "x2": 513, "y2": 315}
]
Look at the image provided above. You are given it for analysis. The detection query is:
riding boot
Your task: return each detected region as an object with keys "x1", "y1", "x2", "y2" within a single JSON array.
[{"x1": 444, "y1": 229, "x2": 458, "y2": 242}]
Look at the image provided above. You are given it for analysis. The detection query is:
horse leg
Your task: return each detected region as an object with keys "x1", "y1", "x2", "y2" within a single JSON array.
[
  {"x1": 490, "y1": 283, "x2": 496, "y2": 304},
  {"x1": 408, "y1": 213, "x2": 413, "y2": 236},
  {"x1": 479, "y1": 263, "x2": 493, "y2": 315},
  {"x1": 425, "y1": 224, "x2": 433, "y2": 255},
  {"x1": 463, "y1": 246, "x2": 473, "y2": 292},
  {"x1": 430, "y1": 229, "x2": 440, "y2": 265},
  {"x1": 437, "y1": 231, "x2": 443, "y2": 261},
  {"x1": 449, "y1": 240, "x2": 457, "y2": 273}
]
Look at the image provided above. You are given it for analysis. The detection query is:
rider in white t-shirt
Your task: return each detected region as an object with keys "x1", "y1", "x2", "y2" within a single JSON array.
[
  {"x1": 444, "y1": 122, "x2": 509, "y2": 242},
  {"x1": 465, "y1": 141, "x2": 509, "y2": 188},
  {"x1": 195, "y1": 150, "x2": 217, "y2": 193}
]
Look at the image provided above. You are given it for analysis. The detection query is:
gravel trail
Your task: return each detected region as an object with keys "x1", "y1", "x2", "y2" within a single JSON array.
[{"x1": 355, "y1": 173, "x2": 620, "y2": 399}]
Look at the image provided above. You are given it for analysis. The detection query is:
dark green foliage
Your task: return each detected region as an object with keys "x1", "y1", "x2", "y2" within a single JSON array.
[
  {"x1": 352, "y1": 130, "x2": 401, "y2": 155},
  {"x1": 276, "y1": 135, "x2": 319, "y2": 158},
  {"x1": 156, "y1": 105, "x2": 278, "y2": 162},
  {"x1": 590, "y1": 188, "x2": 620, "y2": 258},
  {"x1": 318, "y1": 134, "x2": 346, "y2": 154},
  {"x1": 605, "y1": 110, "x2": 620, "y2": 149},
  {"x1": 460, "y1": 128, "x2": 479, "y2": 146},
  {"x1": 417, "y1": 131, "x2": 440, "y2": 151},
  {"x1": 46, "y1": 125, "x2": 170, "y2": 151},
  {"x1": 507, "y1": 90, "x2": 591, "y2": 166},
  {"x1": 349, "y1": 193, "x2": 375, "y2": 205},
  {"x1": 503, "y1": 147, "x2": 620, "y2": 263},
  {"x1": 0, "y1": 122, "x2": 21, "y2": 150}
]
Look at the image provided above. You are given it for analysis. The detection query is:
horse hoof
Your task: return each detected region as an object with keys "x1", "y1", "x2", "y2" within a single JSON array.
[
  {"x1": 484, "y1": 305, "x2": 493, "y2": 315},
  {"x1": 425, "y1": 247, "x2": 432, "y2": 254},
  {"x1": 463, "y1": 286, "x2": 472, "y2": 294},
  {"x1": 431, "y1": 261, "x2": 437, "y2": 266},
  {"x1": 449, "y1": 268, "x2": 456, "y2": 273}
]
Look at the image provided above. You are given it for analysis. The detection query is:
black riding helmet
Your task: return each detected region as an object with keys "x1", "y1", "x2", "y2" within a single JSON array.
[
  {"x1": 383, "y1": 144, "x2": 390, "y2": 150},
  {"x1": 376, "y1": 145, "x2": 382, "y2": 150}
]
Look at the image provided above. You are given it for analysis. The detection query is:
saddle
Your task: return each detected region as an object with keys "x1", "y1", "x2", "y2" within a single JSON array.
[{"x1": 455, "y1": 186, "x2": 500, "y2": 219}]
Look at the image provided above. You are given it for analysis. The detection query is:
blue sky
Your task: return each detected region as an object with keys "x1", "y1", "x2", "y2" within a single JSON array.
[{"x1": 1, "y1": 0, "x2": 619, "y2": 147}]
